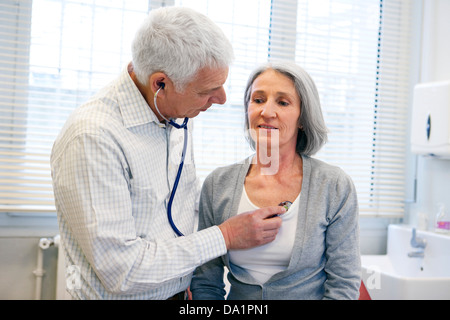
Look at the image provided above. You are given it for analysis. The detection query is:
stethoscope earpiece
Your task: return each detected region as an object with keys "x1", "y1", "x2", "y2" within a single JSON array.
[{"x1": 153, "y1": 85, "x2": 188, "y2": 129}]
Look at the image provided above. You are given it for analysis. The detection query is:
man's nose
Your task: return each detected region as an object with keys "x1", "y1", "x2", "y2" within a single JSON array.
[{"x1": 210, "y1": 87, "x2": 227, "y2": 105}]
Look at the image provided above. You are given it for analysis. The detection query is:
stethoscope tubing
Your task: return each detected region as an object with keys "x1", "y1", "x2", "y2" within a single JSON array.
[
  {"x1": 153, "y1": 86, "x2": 189, "y2": 236},
  {"x1": 166, "y1": 120, "x2": 188, "y2": 237}
]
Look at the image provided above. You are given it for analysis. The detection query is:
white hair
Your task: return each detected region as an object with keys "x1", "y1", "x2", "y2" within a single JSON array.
[{"x1": 131, "y1": 6, "x2": 234, "y2": 92}]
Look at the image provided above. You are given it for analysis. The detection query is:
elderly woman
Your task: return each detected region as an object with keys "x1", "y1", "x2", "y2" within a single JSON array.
[{"x1": 190, "y1": 61, "x2": 361, "y2": 300}]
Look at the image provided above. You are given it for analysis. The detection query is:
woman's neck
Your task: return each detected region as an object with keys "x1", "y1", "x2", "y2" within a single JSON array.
[
  {"x1": 245, "y1": 149, "x2": 303, "y2": 207},
  {"x1": 250, "y1": 148, "x2": 302, "y2": 179}
]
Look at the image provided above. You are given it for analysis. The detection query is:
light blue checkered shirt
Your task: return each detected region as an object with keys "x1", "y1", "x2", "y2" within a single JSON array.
[{"x1": 51, "y1": 66, "x2": 227, "y2": 299}]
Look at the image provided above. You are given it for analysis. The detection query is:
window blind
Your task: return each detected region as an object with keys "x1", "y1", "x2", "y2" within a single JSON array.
[
  {"x1": 293, "y1": 0, "x2": 413, "y2": 217},
  {"x1": 0, "y1": 0, "x2": 151, "y2": 212},
  {"x1": 0, "y1": 0, "x2": 414, "y2": 217}
]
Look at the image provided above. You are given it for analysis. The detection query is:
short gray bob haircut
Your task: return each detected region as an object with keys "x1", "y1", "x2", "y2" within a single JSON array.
[
  {"x1": 131, "y1": 6, "x2": 234, "y2": 92},
  {"x1": 244, "y1": 61, "x2": 328, "y2": 156}
]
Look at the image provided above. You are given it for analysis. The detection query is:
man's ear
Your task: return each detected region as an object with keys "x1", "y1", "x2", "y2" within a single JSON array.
[{"x1": 149, "y1": 72, "x2": 168, "y2": 95}]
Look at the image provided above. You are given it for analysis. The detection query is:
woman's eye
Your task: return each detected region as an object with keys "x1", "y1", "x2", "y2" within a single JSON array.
[
  {"x1": 278, "y1": 100, "x2": 289, "y2": 106},
  {"x1": 253, "y1": 98, "x2": 264, "y2": 103}
]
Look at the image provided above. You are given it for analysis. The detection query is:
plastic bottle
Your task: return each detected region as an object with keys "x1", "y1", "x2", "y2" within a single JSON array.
[{"x1": 435, "y1": 203, "x2": 450, "y2": 235}]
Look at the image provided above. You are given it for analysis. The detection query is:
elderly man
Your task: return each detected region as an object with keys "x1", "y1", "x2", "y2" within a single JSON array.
[{"x1": 51, "y1": 6, "x2": 284, "y2": 300}]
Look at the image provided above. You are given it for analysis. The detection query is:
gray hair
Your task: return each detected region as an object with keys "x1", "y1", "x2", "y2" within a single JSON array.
[
  {"x1": 244, "y1": 61, "x2": 328, "y2": 156},
  {"x1": 131, "y1": 7, "x2": 234, "y2": 92}
]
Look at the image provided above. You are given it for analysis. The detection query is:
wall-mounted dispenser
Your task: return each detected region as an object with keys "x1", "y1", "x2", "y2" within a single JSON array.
[{"x1": 411, "y1": 80, "x2": 450, "y2": 158}]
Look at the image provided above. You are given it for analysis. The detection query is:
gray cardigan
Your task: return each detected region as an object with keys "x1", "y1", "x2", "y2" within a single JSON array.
[{"x1": 191, "y1": 155, "x2": 361, "y2": 300}]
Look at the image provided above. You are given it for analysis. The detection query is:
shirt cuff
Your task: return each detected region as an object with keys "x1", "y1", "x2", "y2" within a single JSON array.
[{"x1": 194, "y1": 226, "x2": 227, "y2": 264}]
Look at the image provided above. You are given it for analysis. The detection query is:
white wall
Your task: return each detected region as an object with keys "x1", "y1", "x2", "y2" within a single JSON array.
[
  {"x1": 406, "y1": 0, "x2": 450, "y2": 230},
  {"x1": 0, "y1": 214, "x2": 59, "y2": 299}
]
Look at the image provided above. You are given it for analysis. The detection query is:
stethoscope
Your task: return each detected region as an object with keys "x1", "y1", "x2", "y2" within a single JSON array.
[{"x1": 154, "y1": 82, "x2": 188, "y2": 237}]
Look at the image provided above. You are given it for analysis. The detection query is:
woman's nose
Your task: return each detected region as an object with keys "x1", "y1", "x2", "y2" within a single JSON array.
[{"x1": 261, "y1": 100, "x2": 276, "y2": 118}]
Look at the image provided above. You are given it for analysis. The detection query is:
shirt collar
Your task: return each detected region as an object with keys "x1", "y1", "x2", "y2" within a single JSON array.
[{"x1": 116, "y1": 65, "x2": 166, "y2": 129}]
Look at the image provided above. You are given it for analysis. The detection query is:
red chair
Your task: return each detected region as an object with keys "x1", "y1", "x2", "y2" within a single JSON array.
[{"x1": 358, "y1": 280, "x2": 371, "y2": 300}]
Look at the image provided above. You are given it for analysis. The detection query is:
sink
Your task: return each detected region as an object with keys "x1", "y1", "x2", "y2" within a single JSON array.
[{"x1": 361, "y1": 224, "x2": 450, "y2": 300}]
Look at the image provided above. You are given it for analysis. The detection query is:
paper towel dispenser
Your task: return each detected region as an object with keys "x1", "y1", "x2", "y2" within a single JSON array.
[{"x1": 411, "y1": 80, "x2": 450, "y2": 158}]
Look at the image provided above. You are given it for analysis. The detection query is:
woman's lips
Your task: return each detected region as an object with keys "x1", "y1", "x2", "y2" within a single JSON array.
[{"x1": 258, "y1": 124, "x2": 278, "y2": 130}]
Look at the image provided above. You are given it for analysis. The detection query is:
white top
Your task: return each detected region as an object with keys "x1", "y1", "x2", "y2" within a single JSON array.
[{"x1": 228, "y1": 188, "x2": 300, "y2": 284}]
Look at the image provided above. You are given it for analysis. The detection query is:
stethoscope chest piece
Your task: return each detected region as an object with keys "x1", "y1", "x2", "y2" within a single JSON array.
[{"x1": 278, "y1": 201, "x2": 292, "y2": 211}]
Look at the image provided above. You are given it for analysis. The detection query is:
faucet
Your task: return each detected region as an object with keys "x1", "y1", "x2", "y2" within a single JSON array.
[
  {"x1": 408, "y1": 251, "x2": 424, "y2": 258},
  {"x1": 408, "y1": 228, "x2": 426, "y2": 258},
  {"x1": 410, "y1": 228, "x2": 427, "y2": 249}
]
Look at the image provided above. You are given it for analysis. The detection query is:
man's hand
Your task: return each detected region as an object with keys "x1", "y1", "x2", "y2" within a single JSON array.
[{"x1": 218, "y1": 206, "x2": 285, "y2": 250}]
